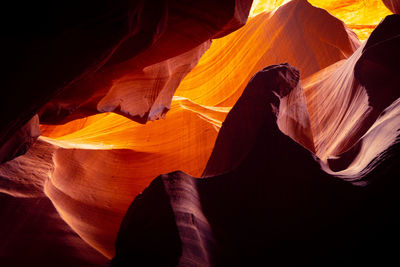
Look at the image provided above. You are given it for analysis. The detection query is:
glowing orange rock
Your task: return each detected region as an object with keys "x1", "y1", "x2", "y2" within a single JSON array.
[
  {"x1": 42, "y1": 42, "x2": 211, "y2": 124},
  {"x1": 112, "y1": 59, "x2": 400, "y2": 266},
  {"x1": 250, "y1": 0, "x2": 393, "y2": 40},
  {"x1": 175, "y1": 0, "x2": 360, "y2": 107},
  {"x1": 1, "y1": 0, "x2": 254, "y2": 262},
  {"x1": 38, "y1": 1, "x2": 366, "y2": 258},
  {"x1": 39, "y1": 0, "x2": 253, "y2": 125},
  {"x1": 2, "y1": 1, "x2": 399, "y2": 265},
  {"x1": 40, "y1": 99, "x2": 221, "y2": 257}
]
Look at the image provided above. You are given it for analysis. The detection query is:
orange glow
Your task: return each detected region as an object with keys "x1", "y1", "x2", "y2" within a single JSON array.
[
  {"x1": 250, "y1": 0, "x2": 393, "y2": 40},
  {"x1": 175, "y1": 0, "x2": 359, "y2": 106},
  {"x1": 40, "y1": 98, "x2": 224, "y2": 257},
  {"x1": 35, "y1": 0, "x2": 398, "y2": 260}
]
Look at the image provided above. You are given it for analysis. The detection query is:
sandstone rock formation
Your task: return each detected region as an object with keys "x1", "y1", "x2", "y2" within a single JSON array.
[
  {"x1": 111, "y1": 61, "x2": 400, "y2": 266},
  {"x1": 1, "y1": 0, "x2": 254, "y2": 263},
  {"x1": 0, "y1": 194, "x2": 106, "y2": 266},
  {"x1": 2, "y1": 0, "x2": 253, "y2": 164},
  {"x1": 302, "y1": 14, "x2": 400, "y2": 180},
  {"x1": 36, "y1": 1, "x2": 363, "y2": 258},
  {"x1": 110, "y1": 16, "x2": 400, "y2": 263},
  {"x1": 38, "y1": 0, "x2": 253, "y2": 125},
  {"x1": 0, "y1": 115, "x2": 40, "y2": 164},
  {"x1": 0, "y1": 141, "x2": 106, "y2": 266},
  {"x1": 175, "y1": 0, "x2": 360, "y2": 107},
  {"x1": 383, "y1": 0, "x2": 400, "y2": 13},
  {"x1": 202, "y1": 64, "x2": 311, "y2": 176},
  {"x1": 0, "y1": 1, "x2": 398, "y2": 266},
  {"x1": 250, "y1": 0, "x2": 393, "y2": 40}
]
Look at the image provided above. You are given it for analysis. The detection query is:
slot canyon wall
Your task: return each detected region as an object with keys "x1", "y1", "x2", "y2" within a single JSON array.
[{"x1": 1, "y1": 0, "x2": 399, "y2": 266}]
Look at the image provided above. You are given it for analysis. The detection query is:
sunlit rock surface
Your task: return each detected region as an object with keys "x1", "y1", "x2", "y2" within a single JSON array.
[
  {"x1": 111, "y1": 11, "x2": 400, "y2": 266},
  {"x1": 175, "y1": 0, "x2": 360, "y2": 107},
  {"x1": 2, "y1": 0, "x2": 253, "y2": 163},
  {"x1": 39, "y1": 97, "x2": 224, "y2": 257},
  {"x1": 36, "y1": 1, "x2": 363, "y2": 258},
  {"x1": 41, "y1": 42, "x2": 211, "y2": 124},
  {"x1": 111, "y1": 62, "x2": 400, "y2": 266},
  {"x1": 1, "y1": 0, "x2": 253, "y2": 263},
  {"x1": 38, "y1": 0, "x2": 252, "y2": 125},
  {"x1": 3, "y1": 1, "x2": 152, "y2": 161},
  {"x1": 1, "y1": 0, "x2": 399, "y2": 266},
  {"x1": 250, "y1": 0, "x2": 393, "y2": 40},
  {"x1": 303, "y1": 15, "x2": 400, "y2": 181}
]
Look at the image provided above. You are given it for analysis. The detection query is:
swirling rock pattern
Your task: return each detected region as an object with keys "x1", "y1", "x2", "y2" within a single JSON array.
[
  {"x1": 38, "y1": 1, "x2": 363, "y2": 259},
  {"x1": 250, "y1": 0, "x2": 393, "y2": 40},
  {"x1": 175, "y1": 0, "x2": 360, "y2": 107},
  {"x1": 112, "y1": 62, "x2": 400, "y2": 266},
  {"x1": 1, "y1": 0, "x2": 253, "y2": 263},
  {"x1": 1, "y1": 1, "x2": 399, "y2": 266}
]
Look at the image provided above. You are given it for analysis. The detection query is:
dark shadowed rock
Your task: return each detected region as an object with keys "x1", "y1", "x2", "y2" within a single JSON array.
[
  {"x1": 355, "y1": 15, "x2": 400, "y2": 112},
  {"x1": 0, "y1": 194, "x2": 107, "y2": 266},
  {"x1": 327, "y1": 14, "x2": 400, "y2": 172},
  {"x1": 202, "y1": 64, "x2": 300, "y2": 177},
  {"x1": 3, "y1": 0, "x2": 152, "y2": 158},
  {"x1": 36, "y1": 0, "x2": 253, "y2": 126},
  {"x1": 2, "y1": 0, "x2": 253, "y2": 163},
  {"x1": 112, "y1": 60, "x2": 400, "y2": 266},
  {"x1": 110, "y1": 178, "x2": 181, "y2": 267},
  {"x1": 0, "y1": 115, "x2": 40, "y2": 164}
]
